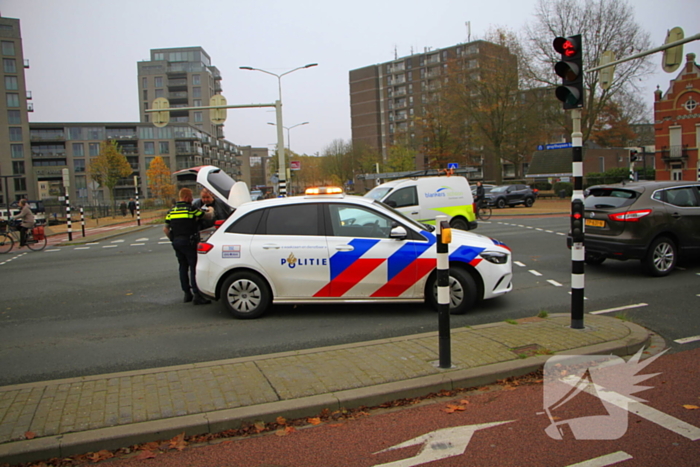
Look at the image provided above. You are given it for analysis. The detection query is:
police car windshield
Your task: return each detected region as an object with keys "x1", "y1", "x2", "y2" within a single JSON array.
[
  {"x1": 374, "y1": 200, "x2": 436, "y2": 232},
  {"x1": 364, "y1": 186, "x2": 393, "y2": 201}
]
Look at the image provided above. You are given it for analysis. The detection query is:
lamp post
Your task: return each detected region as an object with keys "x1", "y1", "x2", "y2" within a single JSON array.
[
  {"x1": 267, "y1": 121, "x2": 309, "y2": 151},
  {"x1": 239, "y1": 63, "x2": 317, "y2": 196}
]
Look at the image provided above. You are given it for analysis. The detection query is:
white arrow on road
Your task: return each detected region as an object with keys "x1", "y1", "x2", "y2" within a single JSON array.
[{"x1": 373, "y1": 420, "x2": 514, "y2": 467}]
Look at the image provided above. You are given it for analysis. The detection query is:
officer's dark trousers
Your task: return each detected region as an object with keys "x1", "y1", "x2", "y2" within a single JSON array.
[{"x1": 172, "y1": 237, "x2": 199, "y2": 295}]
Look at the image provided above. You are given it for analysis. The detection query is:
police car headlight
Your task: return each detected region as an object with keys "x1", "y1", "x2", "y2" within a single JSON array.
[{"x1": 480, "y1": 251, "x2": 508, "y2": 264}]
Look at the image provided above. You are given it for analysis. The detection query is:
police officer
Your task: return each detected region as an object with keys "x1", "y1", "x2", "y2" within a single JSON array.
[{"x1": 164, "y1": 187, "x2": 213, "y2": 305}]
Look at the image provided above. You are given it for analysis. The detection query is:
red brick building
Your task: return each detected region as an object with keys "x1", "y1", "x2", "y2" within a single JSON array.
[{"x1": 654, "y1": 53, "x2": 700, "y2": 181}]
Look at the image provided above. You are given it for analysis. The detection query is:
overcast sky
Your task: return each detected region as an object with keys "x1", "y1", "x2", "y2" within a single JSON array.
[{"x1": 2, "y1": 0, "x2": 699, "y2": 157}]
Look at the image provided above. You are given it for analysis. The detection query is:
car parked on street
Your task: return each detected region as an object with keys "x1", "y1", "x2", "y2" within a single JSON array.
[
  {"x1": 484, "y1": 184, "x2": 537, "y2": 209},
  {"x1": 572, "y1": 181, "x2": 700, "y2": 276},
  {"x1": 189, "y1": 167, "x2": 514, "y2": 319}
]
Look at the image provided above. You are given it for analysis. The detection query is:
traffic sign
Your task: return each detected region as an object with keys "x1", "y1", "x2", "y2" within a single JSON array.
[
  {"x1": 290, "y1": 160, "x2": 301, "y2": 170},
  {"x1": 598, "y1": 50, "x2": 616, "y2": 90},
  {"x1": 662, "y1": 27, "x2": 684, "y2": 73},
  {"x1": 210, "y1": 94, "x2": 227, "y2": 124},
  {"x1": 152, "y1": 97, "x2": 170, "y2": 128},
  {"x1": 447, "y1": 163, "x2": 459, "y2": 169}
]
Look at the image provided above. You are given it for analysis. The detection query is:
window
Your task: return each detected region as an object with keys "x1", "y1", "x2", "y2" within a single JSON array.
[
  {"x1": 328, "y1": 204, "x2": 394, "y2": 239},
  {"x1": 227, "y1": 210, "x2": 263, "y2": 234},
  {"x1": 89, "y1": 143, "x2": 100, "y2": 157},
  {"x1": 154, "y1": 52, "x2": 165, "y2": 61},
  {"x1": 194, "y1": 111, "x2": 203, "y2": 122},
  {"x1": 7, "y1": 109, "x2": 20, "y2": 124},
  {"x1": 192, "y1": 87, "x2": 201, "y2": 98},
  {"x1": 1, "y1": 41, "x2": 15, "y2": 56},
  {"x1": 264, "y1": 204, "x2": 319, "y2": 236},
  {"x1": 159, "y1": 141, "x2": 169, "y2": 154},
  {"x1": 385, "y1": 187, "x2": 417, "y2": 208},
  {"x1": 12, "y1": 160, "x2": 24, "y2": 175},
  {"x1": 73, "y1": 143, "x2": 84, "y2": 157},
  {"x1": 11, "y1": 144, "x2": 23, "y2": 159},
  {"x1": 192, "y1": 74, "x2": 201, "y2": 85},
  {"x1": 144, "y1": 141, "x2": 155, "y2": 155},
  {"x1": 6, "y1": 93, "x2": 19, "y2": 107},
  {"x1": 4, "y1": 76, "x2": 18, "y2": 90},
  {"x1": 141, "y1": 77, "x2": 147, "y2": 88},
  {"x1": 193, "y1": 99, "x2": 202, "y2": 107},
  {"x1": 665, "y1": 187, "x2": 698, "y2": 207},
  {"x1": 9, "y1": 127, "x2": 22, "y2": 141},
  {"x1": 142, "y1": 89, "x2": 148, "y2": 100},
  {"x1": 74, "y1": 158, "x2": 86, "y2": 173},
  {"x1": 154, "y1": 76, "x2": 163, "y2": 87},
  {"x1": 3, "y1": 58, "x2": 16, "y2": 73},
  {"x1": 14, "y1": 177, "x2": 26, "y2": 191},
  {"x1": 154, "y1": 89, "x2": 164, "y2": 98}
]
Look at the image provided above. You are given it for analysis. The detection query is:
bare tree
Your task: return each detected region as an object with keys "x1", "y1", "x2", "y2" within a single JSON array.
[{"x1": 523, "y1": 0, "x2": 654, "y2": 142}]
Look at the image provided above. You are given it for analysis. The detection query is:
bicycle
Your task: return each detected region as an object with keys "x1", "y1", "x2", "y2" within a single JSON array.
[
  {"x1": 476, "y1": 201, "x2": 492, "y2": 221},
  {"x1": 0, "y1": 220, "x2": 47, "y2": 253}
]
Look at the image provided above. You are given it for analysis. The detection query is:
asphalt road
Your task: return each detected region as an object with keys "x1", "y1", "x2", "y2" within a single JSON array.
[{"x1": 1, "y1": 218, "x2": 699, "y2": 386}]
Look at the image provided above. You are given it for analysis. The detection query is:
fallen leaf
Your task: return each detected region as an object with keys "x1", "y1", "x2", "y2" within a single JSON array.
[
  {"x1": 275, "y1": 426, "x2": 296, "y2": 436},
  {"x1": 168, "y1": 432, "x2": 187, "y2": 451},
  {"x1": 88, "y1": 450, "x2": 113, "y2": 462},
  {"x1": 276, "y1": 416, "x2": 287, "y2": 425},
  {"x1": 307, "y1": 417, "x2": 322, "y2": 425},
  {"x1": 135, "y1": 450, "x2": 157, "y2": 460},
  {"x1": 459, "y1": 400, "x2": 471, "y2": 405},
  {"x1": 24, "y1": 431, "x2": 36, "y2": 440},
  {"x1": 126, "y1": 293, "x2": 133, "y2": 296},
  {"x1": 443, "y1": 404, "x2": 466, "y2": 413},
  {"x1": 254, "y1": 421, "x2": 266, "y2": 433},
  {"x1": 683, "y1": 405, "x2": 699, "y2": 410}
]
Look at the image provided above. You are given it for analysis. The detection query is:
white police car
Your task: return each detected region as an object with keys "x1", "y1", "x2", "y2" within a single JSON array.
[{"x1": 186, "y1": 167, "x2": 513, "y2": 319}]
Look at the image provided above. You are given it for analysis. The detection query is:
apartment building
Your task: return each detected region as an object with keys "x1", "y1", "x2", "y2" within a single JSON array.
[
  {"x1": 349, "y1": 40, "x2": 516, "y2": 175},
  {"x1": 0, "y1": 15, "x2": 33, "y2": 204},
  {"x1": 654, "y1": 52, "x2": 700, "y2": 181},
  {"x1": 138, "y1": 47, "x2": 224, "y2": 139}
]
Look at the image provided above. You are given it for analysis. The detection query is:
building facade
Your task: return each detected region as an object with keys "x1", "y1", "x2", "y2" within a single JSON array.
[
  {"x1": 138, "y1": 47, "x2": 224, "y2": 140},
  {"x1": 654, "y1": 53, "x2": 700, "y2": 181},
  {"x1": 349, "y1": 40, "x2": 516, "y2": 174},
  {"x1": 0, "y1": 15, "x2": 33, "y2": 204}
]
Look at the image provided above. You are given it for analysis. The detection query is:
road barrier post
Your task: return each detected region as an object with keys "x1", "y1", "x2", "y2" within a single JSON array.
[{"x1": 436, "y1": 215, "x2": 452, "y2": 368}]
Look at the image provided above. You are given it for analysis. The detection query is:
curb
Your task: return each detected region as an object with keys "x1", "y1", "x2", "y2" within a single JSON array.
[{"x1": 0, "y1": 319, "x2": 651, "y2": 465}]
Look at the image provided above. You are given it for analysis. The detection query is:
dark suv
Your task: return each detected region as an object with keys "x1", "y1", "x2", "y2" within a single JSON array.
[
  {"x1": 485, "y1": 184, "x2": 537, "y2": 209},
  {"x1": 576, "y1": 181, "x2": 700, "y2": 276}
]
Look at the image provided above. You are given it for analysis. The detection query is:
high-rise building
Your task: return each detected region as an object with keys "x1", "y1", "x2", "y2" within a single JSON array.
[
  {"x1": 0, "y1": 15, "x2": 33, "y2": 205},
  {"x1": 349, "y1": 40, "x2": 515, "y2": 173},
  {"x1": 138, "y1": 47, "x2": 224, "y2": 139}
]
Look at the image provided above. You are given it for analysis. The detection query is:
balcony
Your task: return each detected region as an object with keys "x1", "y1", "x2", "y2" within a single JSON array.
[
  {"x1": 167, "y1": 78, "x2": 188, "y2": 89},
  {"x1": 27, "y1": 103, "x2": 34, "y2": 112},
  {"x1": 26, "y1": 91, "x2": 32, "y2": 100},
  {"x1": 24, "y1": 59, "x2": 29, "y2": 69},
  {"x1": 660, "y1": 145, "x2": 689, "y2": 161},
  {"x1": 30, "y1": 133, "x2": 65, "y2": 141}
]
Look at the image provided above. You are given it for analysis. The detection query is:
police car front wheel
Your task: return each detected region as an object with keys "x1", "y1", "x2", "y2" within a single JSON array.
[
  {"x1": 427, "y1": 267, "x2": 477, "y2": 315},
  {"x1": 221, "y1": 272, "x2": 271, "y2": 319}
]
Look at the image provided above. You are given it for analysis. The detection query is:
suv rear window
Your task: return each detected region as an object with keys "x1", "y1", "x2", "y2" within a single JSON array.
[{"x1": 584, "y1": 188, "x2": 638, "y2": 209}]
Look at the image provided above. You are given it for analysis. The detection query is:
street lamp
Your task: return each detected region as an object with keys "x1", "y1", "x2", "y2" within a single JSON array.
[
  {"x1": 239, "y1": 63, "x2": 317, "y2": 196},
  {"x1": 267, "y1": 121, "x2": 309, "y2": 151}
]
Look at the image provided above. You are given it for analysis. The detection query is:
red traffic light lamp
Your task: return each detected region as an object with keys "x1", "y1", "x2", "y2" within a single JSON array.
[{"x1": 553, "y1": 35, "x2": 584, "y2": 110}]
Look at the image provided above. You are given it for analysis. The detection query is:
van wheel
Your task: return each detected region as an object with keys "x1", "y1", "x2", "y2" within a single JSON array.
[
  {"x1": 427, "y1": 267, "x2": 477, "y2": 315},
  {"x1": 643, "y1": 236, "x2": 676, "y2": 277},
  {"x1": 496, "y1": 198, "x2": 506, "y2": 209},
  {"x1": 450, "y1": 217, "x2": 469, "y2": 230},
  {"x1": 221, "y1": 271, "x2": 271, "y2": 319}
]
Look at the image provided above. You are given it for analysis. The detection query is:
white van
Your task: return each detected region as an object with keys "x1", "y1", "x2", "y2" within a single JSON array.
[{"x1": 364, "y1": 176, "x2": 477, "y2": 230}]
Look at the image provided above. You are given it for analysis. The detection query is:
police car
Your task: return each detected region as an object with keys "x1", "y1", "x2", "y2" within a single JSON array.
[{"x1": 185, "y1": 166, "x2": 513, "y2": 319}]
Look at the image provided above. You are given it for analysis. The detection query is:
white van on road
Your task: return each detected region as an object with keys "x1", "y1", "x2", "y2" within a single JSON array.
[{"x1": 364, "y1": 176, "x2": 477, "y2": 230}]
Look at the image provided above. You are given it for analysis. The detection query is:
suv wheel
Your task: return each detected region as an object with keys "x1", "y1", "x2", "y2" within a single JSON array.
[
  {"x1": 221, "y1": 271, "x2": 271, "y2": 319},
  {"x1": 643, "y1": 236, "x2": 677, "y2": 277},
  {"x1": 427, "y1": 267, "x2": 477, "y2": 315},
  {"x1": 496, "y1": 198, "x2": 506, "y2": 209},
  {"x1": 524, "y1": 197, "x2": 534, "y2": 207}
]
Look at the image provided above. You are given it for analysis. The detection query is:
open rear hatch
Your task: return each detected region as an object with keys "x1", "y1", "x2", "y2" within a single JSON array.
[{"x1": 173, "y1": 165, "x2": 251, "y2": 209}]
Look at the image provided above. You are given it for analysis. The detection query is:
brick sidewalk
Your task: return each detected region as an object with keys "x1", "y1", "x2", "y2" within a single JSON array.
[{"x1": 0, "y1": 314, "x2": 649, "y2": 464}]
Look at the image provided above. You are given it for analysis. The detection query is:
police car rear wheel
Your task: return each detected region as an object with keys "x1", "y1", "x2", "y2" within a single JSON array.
[
  {"x1": 221, "y1": 272, "x2": 271, "y2": 319},
  {"x1": 427, "y1": 267, "x2": 477, "y2": 315}
]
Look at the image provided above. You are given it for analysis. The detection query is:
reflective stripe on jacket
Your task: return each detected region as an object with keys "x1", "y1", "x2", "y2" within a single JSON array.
[{"x1": 165, "y1": 202, "x2": 204, "y2": 237}]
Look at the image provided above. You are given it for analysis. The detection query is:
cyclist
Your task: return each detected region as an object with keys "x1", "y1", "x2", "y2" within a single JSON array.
[
  {"x1": 12, "y1": 199, "x2": 35, "y2": 248},
  {"x1": 475, "y1": 181, "x2": 485, "y2": 210}
]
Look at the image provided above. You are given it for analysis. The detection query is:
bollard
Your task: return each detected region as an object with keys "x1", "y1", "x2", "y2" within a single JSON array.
[
  {"x1": 435, "y1": 215, "x2": 452, "y2": 369},
  {"x1": 80, "y1": 206, "x2": 85, "y2": 237},
  {"x1": 65, "y1": 191, "x2": 72, "y2": 242}
]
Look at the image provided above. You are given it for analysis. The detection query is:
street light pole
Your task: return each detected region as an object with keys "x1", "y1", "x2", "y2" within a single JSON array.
[
  {"x1": 267, "y1": 121, "x2": 309, "y2": 151},
  {"x1": 239, "y1": 63, "x2": 317, "y2": 196}
]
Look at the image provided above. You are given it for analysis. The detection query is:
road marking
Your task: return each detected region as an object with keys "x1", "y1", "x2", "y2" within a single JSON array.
[
  {"x1": 86, "y1": 242, "x2": 99, "y2": 245},
  {"x1": 517, "y1": 224, "x2": 525, "y2": 227},
  {"x1": 44, "y1": 249, "x2": 60, "y2": 252},
  {"x1": 130, "y1": 243, "x2": 145, "y2": 246},
  {"x1": 158, "y1": 241, "x2": 171, "y2": 245},
  {"x1": 545, "y1": 230, "x2": 554, "y2": 233},
  {"x1": 557, "y1": 232, "x2": 566, "y2": 236},
  {"x1": 529, "y1": 270, "x2": 542, "y2": 276},
  {"x1": 526, "y1": 226, "x2": 534, "y2": 229},
  {"x1": 159, "y1": 236, "x2": 169, "y2": 240},
  {"x1": 102, "y1": 245, "x2": 118, "y2": 249},
  {"x1": 111, "y1": 239, "x2": 124, "y2": 243},
  {"x1": 590, "y1": 303, "x2": 648, "y2": 315},
  {"x1": 74, "y1": 247, "x2": 90, "y2": 250},
  {"x1": 536, "y1": 228, "x2": 544, "y2": 231},
  {"x1": 547, "y1": 279, "x2": 563, "y2": 287},
  {"x1": 135, "y1": 237, "x2": 149, "y2": 242},
  {"x1": 564, "y1": 451, "x2": 633, "y2": 467},
  {"x1": 674, "y1": 335, "x2": 700, "y2": 344},
  {"x1": 514, "y1": 261, "x2": 526, "y2": 267}
]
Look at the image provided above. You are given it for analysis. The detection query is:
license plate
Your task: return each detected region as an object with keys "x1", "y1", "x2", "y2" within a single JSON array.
[{"x1": 585, "y1": 219, "x2": 605, "y2": 228}]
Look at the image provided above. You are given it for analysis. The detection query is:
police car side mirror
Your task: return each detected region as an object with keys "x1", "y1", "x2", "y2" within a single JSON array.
[{"x1": 389, "y1": 226, "x2": 408, "y2": 239}]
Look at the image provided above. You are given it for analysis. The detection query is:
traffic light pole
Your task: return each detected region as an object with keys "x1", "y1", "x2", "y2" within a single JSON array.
[{"x1": 570, "y1": 109, "x2": 585, "y2": 329}]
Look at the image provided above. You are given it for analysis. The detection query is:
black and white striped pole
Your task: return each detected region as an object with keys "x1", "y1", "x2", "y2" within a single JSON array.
[
  {"x1": 570, "y1": 109, "x2": 585, "y2": 329},
  {"x1": 62, "y1": 168, "x2": 72, "y2": 241},
  {"x1": 134, "y1": 175, "x2": 141, "y2": 226},
  {"x1": 80, "y1": 206, "x2": 85, "y2": 237},
  {"x1": 436, "y1": 215, "x2": 453, "y2": 368}
]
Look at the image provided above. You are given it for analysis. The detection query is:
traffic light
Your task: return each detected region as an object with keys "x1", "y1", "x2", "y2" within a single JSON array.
[
  {"x1": 553, "y1": 35, "x2": 584, "y2": 110},
  {"x1": 630, "y1": 149, "x2": 639, "y2": 162},
  {"x1": 571, "y1": 198, "x2": 585, "y2": 243}
]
